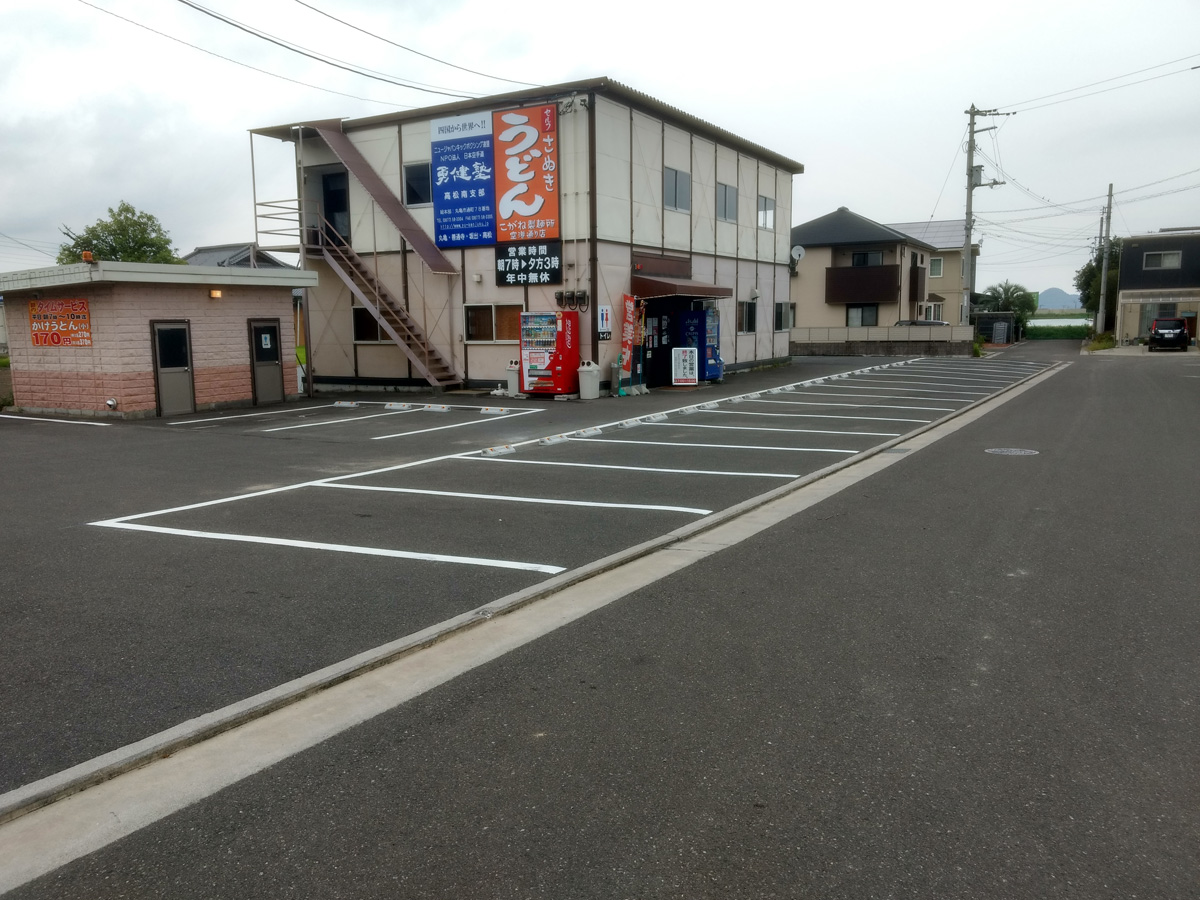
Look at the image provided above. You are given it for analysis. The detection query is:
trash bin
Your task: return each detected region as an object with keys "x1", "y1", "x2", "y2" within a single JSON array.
[
  {"x1": 506, "y1": 359, "x2": 520, "y2": 396},
  {"x1": 577, "y1": 360, "x2": 600, "y2": 400}
]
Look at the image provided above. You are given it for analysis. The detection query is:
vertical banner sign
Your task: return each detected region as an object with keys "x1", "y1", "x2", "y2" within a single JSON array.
[
  {"x1": 28, "y1": 298, "x2": 92, "y2": 346},
  {"x1": 431, "y1": 113, "x2": 496, "y2": 247},
  {"x1": 619, "y1": 294, "x2": 637, "y2": 376},
  {"x1": 494, "y1": 105, "x2": 559, "y2": 243}
]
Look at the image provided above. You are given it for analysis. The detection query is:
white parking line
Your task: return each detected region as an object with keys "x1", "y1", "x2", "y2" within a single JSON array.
[
  {"x1": 319, "y1": 482, "x2": 712, "y2": 515},
  {"x1": 94, "y1": 522, "x2": 565, "y2": 574},
  {"x1": 168, "y1": 404, "x2": 338, "y2": 425},
  {"x1": 864, "y1": 374, "x2": 1015, "y2": 387},
  {"x1": 0, "y1": 415, "x2": 110, "y2": 427},
  {"x1": 644, "y1": 422, "x2": 900, "y2": 438},
  {"x1": 807, "y1": 384, "x2": 989, "y2": 396},
  {"x1": 715, "y1": 406, "x2": 937, "y2": 421},
  {"x1": 460, "y1": 457, "x2": 799, "y2": 479},
  {"x1": 846, "y1": 376, "x2": 1009, "y2": 390},
  {"x1": 572, "y1": 437, "x2": 857, "y2": 455},
  {"x1": 788, "y1": 391, "x2": 972, "y2": 403},
  {"x1": 373, "y1": 409, "x2": 540, "y2": 440},
  {"x1": 263, "y1": 408, "x2": 419, "y2": 432}
]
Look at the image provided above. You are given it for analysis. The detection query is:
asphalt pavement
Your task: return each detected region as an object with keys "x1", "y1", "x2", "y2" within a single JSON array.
[{"x1": 4, "y1": 342, "x2": 1198, "y2": 898}]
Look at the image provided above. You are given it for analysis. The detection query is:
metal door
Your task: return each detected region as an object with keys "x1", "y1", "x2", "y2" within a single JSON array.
[
  {"x1": 250, "y1": 319, "x2": 284, "y2": 405},
  {"x1": 152, "y1": 322, "x2": 194, "y2": 417}
]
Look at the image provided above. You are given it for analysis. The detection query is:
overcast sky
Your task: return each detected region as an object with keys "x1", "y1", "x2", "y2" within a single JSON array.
[{"x1": 3, "y1": 0, "x2": 1198, "y2": 297}]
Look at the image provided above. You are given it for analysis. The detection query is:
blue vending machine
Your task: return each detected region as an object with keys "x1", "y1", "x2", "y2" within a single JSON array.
[{"x1": 677, "y1": 308, "x2": 723, "y2": 382}]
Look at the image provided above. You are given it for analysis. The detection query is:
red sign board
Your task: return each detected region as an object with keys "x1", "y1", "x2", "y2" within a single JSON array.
[
  {"x1": 28, "y1": 298, "x2": 92, "y2": 347},
  {"x1": 619, "y1": 294, "x2": 637, "y2": 376}
]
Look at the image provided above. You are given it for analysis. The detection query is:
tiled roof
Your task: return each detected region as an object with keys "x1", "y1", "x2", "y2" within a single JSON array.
[
  {"x1": 886, "y1": 220, "x2": 968, "y2": 251},
  {"x1": 790, "y1": 208, "x2": 935, "y2": 251}
]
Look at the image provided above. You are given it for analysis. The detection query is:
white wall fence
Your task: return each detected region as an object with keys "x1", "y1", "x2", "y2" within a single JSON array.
[{"x1": 791, "y1": 326, "x2": 975, "y2": 343}]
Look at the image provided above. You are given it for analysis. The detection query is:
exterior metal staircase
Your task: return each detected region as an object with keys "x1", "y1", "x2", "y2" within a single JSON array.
[{"x1": 308, "y1": 226, "x2": 461, "y2": 388}]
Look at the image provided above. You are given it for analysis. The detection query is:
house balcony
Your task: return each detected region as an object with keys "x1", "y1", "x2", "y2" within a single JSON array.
[{"x1": 825, "y1": 265, "x2": 900, "y2": 304}]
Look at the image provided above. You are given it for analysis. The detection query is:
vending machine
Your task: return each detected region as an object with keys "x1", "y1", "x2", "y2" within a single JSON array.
[
  {"x1": 519, "y1": 310, "x2": 580, "y2": 395},
  {"x1": 678, "y1": 308, "x2": 723, "y2": 382}
]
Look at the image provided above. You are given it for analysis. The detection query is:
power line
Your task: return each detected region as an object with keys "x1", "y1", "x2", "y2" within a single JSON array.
[
  {"x1": 173, "y1": 0, "x2": 480, "y2": 99},
  {"x1": 290, "y1": 0, "x2": 538, "y2": 88},
  {"x1": 996, "y1": 52, "x2": 1200, "y2": 111},
  {"x1": 0, "y1": 230, "x2": 56, "y2": 258},
  {"x1": 75, "y1": 0, "x2": 415, "y2": 107},
  {"x1": 979, "y1": 166, "x2": 1200, "y2": 213},
  {"x1": 1000, "y1": 66, "x2": 1198, "y2": 114},
  {"x1": 926, "y1": 125, "x2": 967, "y2": 222}
]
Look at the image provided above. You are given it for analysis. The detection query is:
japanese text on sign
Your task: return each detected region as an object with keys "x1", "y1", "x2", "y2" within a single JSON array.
[
  {"x1": 432, "y1": 113, "x2": 496, "y2": 247},
  {"x1": 27, "y1": 298, "x2": 92, "y2": 347},
  {"x1": 494, "y1": 240, "x2": 562, "y2": 286},
  {"x1": 494, "y1": 104, "x2": 559, "y2": 244},
  {"x1": 672, "y1": 347, "x2": 699, "y2": 385},
  {"x1": 619, "y1": 294, "x2": 637, "y2": 376}
]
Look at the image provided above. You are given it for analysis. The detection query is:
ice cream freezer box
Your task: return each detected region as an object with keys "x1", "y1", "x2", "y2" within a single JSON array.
[{"x1": 519, "y1": 311, "x2": 580, "y2": 395}]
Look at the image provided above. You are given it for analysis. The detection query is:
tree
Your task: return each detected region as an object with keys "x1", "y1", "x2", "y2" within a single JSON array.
[
  {"x1": 56, "y1": 201, "x2": 183, "y2": 265},
  {"x1": 1074, "y1": 238, "x2": 1121, "y2": 330},
  {"x1": 981, "y1": 280, "x2": 1038, "y2": 328}
]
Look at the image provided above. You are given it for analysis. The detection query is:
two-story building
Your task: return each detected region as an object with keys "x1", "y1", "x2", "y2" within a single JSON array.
[
  {"x1": 786, "y1": 208, "x2": 974, "y2": 354},
  {"x1": 1114, "y1": 227, "x2": 1200, "y2": 344},
  {"x1": 883, "y1": 219, "x2": 977, "y2": 324},
  {"x1": 249, "y1": 77, "x2": 804, "y2": 391}
]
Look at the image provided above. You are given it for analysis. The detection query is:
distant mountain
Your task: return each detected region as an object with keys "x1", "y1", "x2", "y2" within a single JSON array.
[{"x1": 1037, "y1": 287, "x2": 1080, "y2": 308}]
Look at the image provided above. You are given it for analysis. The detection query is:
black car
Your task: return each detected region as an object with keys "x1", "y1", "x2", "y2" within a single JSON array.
[{"x1": 1148, "y1": 318, "x2": 1190, "y2": 351}]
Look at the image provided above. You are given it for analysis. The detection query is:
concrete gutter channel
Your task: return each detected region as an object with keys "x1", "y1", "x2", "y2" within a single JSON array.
[{"x1": 0, "y1": 358, "x2": 1067, "y2": 827}]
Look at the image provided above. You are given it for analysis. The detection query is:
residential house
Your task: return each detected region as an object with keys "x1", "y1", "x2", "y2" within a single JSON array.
[
  {"x1": 884, "y1": 219, "x2": 978, "y2": 324},
  {"x1": 184, "y1": 243, "x2": 293, "y2": 269},
  {"x1": 1113, "y1": 227, "x2": 1200, "y2": 344},
  {"x1": 787, "y1": 208, "x2": 974, "y2": 354},
  {"x1": 249, "y1": 77, "x2": 804, "y2": 391}
]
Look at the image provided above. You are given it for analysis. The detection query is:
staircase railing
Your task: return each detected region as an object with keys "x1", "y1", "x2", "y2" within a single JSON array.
[{"x1": 305, "y1": 218, "x2": 459, "y2": 387}]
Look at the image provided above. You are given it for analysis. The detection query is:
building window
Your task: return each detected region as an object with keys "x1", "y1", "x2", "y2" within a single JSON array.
[
  {"x1": 353, "y1": 305, "x2": 384, "y2": 342},
  {"x1": 757, "y1": 195, "x2": 775, "y2": 230},
  {"x1": 404, "y1": 162, "x2": 432, "y2": 206},
  {"x1": 923, "y1": 304, "x2": 944, "y2": 321},
  {"x1": 664, "y1": 167, "x2": 691, "y2": 212},
  {"x1": 846, "y1": 304, "x2": 878, "y2": 327},
  {"x1": 1145, "y1": 251, "x2": 1182, "y2": 270},
  {"x1": 774, "y1": 301, "x2": 795, "y2": 332},
  {"x1": 737, "y1": 299, "x2": 757, "y2": 333},
  {"x1": 929, "y1": 257, "x2": 944, "y2": 278},
  {"x1": 852, "y1": 251, "x2": 884, "y2": 267},
  {"x1": 465, "y1": 303, "x2": 522, "y2": 342},
  {"x1": 716, "y1": 183, "x2": 737, "y2": 222}
]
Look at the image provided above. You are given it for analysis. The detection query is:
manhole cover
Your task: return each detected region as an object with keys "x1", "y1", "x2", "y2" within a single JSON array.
[{"x1": 985, "y1": 448, "x2": 1039, "y2": 456}]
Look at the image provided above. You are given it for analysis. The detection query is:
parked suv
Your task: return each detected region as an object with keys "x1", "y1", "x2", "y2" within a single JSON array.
[{"x1": 1148, "y1": 318, "x2": 1190, "y2": 351}]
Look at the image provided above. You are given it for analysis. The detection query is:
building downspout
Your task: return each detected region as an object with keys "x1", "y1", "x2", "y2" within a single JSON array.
[
  {"x1": 588, "y1": 91, "x2": 600, "y2": 365},
  {"x1": 296, "y1": 127, "x2": 315, "y2": 398}
]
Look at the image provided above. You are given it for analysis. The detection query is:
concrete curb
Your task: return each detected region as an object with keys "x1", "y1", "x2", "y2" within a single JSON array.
[{"x1": 0, "y1": 357, "x2": 1066, "y2": 825}]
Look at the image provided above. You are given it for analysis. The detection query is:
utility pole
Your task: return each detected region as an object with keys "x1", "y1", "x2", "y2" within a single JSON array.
[
  {"x1": 1096, "y1": 183, "x2": 1114, "y2": 335},
  {"x1": 961, "y1": 105, "x2": 1009, "y2": 325}
]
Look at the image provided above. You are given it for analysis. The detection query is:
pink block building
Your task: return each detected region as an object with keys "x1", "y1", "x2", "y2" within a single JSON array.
[{"x1": 0, "y1": 261, "x2": 318, "y2": 418}]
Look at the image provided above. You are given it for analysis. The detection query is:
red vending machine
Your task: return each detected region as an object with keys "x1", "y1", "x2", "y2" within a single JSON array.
[{"x1": 519, "y1": 311, "x2": 580, "y2": 395}]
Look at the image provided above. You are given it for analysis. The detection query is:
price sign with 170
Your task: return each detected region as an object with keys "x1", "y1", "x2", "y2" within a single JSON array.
[{"x1": 28, "y1": 298, "x2": 93, "y2": 347}]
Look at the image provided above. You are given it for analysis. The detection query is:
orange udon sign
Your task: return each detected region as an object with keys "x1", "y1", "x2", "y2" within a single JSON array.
[
  {"x1": 493, "y1": 104, "x2": 559, "y2": 244},
  {"x1": 28, "y1": 298, "x2": 92, "y2": 347}
]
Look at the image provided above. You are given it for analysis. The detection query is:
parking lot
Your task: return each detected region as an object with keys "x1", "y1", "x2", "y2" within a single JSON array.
[
  {"x1": 1, "y1": 355, "x2": 1053, "y2": 797},
  {"x1": 94, "y1": 357, "x2": 1050, "y2": 581}
]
